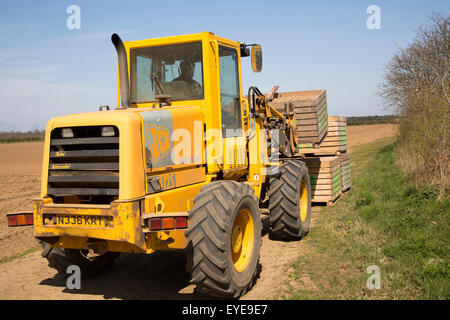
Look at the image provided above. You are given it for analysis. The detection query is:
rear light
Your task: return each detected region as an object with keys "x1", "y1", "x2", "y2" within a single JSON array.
[
  {"x1": 175, "y1": 217, "x2": 187, "y2": 229},
  {"x1": 162, "y1": 217, "x2": 175, "y2": 229},
  {"x1": 147, "y1": 216, "x2": 188, "y2": 231},
  {"x1": 7, "y1": 215, "x2": 17, "y2": 227},
  {"x1": 17, "y1": 214, "x2": 26, "y2": 225},
  {"x1": 7, "y1": 212, "x2": 34, "y2": 227},
  {"x1": 149, "y1": 218, "x2": 162, "y2": 231},
  {"x1": 26, "y1": 214, "x2": 34, "y2": 225}
]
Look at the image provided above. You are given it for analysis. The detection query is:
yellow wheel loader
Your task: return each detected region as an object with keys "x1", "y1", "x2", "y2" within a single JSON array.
[{"x1": 7, "y1": 32, "x2": 312, "y2": 298}]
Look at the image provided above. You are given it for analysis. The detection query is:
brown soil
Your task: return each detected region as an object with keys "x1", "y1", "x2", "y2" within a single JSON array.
[
  {"x1": 0, "y1": 142, "x2": 43, "y2": 263},
  {"x1": 347, "y1": 124, "x2": 397, "y2": 149},
  {"x1": 0, "y1": 124, "x2": 397, "y2": 300}
]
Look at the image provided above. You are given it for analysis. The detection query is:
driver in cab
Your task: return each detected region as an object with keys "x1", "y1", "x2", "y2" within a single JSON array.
[{"x1": 172, "y1": 60, "x2": 202, "y2": 98}]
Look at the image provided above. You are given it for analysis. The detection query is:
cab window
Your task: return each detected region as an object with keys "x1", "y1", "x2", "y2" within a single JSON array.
[
  {"x1": 219, "y1": 45, "x2": 241, "y2": 137},
  {"x1": 130, "y1": 42, "x2": 204, "y2": 103}
]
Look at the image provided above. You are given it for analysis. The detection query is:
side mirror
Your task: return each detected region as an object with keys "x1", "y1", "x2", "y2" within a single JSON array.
[{"x1": 251, "y1": 45, "x2": 262, "y2": 73}]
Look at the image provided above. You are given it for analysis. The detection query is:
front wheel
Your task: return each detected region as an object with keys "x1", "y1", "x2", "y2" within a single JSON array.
[
  {"x1": 185, "y1": 181, "x2": 262, "y2": 298},
  {"x1": 268, "y1": 160, "x2": 312, "y2": 240}
]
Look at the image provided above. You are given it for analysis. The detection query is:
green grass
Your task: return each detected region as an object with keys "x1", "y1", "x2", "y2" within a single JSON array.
[
  {"x1": 0, "y1": 246, "x2": 40, "y2": 265},
  {"x1": 283, "y1": 137, "x2": 450, "y2": 300}
]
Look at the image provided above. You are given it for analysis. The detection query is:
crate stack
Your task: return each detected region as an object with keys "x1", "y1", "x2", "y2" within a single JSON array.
[
  {"x1": 304, "y1": 116, "x2": 352, "y2": 204},
  {"x1": 299, "y1": 115, "x2": 351, "y2": 204},
  {"x1": 297, "y1": 116, "x2": 347, "y2": 155},
  {"x1": 303, "y1": 156, "x2": 342, "y2": 205},
  {"x1": 271, "y1": 90, "x2": 328, "y2": 149},
  {"x1": 269, "y1": 89, "x2": 351, "y2": 205}
]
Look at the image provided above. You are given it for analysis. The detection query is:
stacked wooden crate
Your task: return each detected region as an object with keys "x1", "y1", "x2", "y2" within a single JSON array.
[
  {"x1": 299, "y1": 115, "x2": 351, "y2": 204},
  {"x1": 271, "y1": 90, "x2": 328, "y2": 148},
  {"x1": 269, "y1": 87, "x2": 351, "y2": 205},
  {"x1": 297, "y1": 116, "x2": 347, "y2": 155},
  {"x1": 321, "y1": 116, "x2": 348, "y2": 153},
  {"x1": 303, "y1": 156, "x2": 342, "y2": 205},
  {"x1": 340, "y1": 153, "x2": 352, "y2": 192}
]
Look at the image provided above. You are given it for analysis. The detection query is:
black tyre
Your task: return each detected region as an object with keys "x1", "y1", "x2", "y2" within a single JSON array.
[
  {"x1": 268, "y1": 160, "x2": 311, "y2": 240},
  {"x1": 41, "y1": 241, "x2": 120, "y2": 279},
  {"x1": 185, "y1": 181, "x2": 262, "y2": 298}
]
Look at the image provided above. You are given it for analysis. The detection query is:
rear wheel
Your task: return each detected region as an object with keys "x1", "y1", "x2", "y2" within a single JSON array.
[
  {"x1": 41, "y1": 241, "x2": 120, "y2": 279},
  {"x1": 268, "y1": 160, "x2": 311, "y2": 240},
  {"x1": 185, "y1": 181, "x2": 261, "y2": 298}
]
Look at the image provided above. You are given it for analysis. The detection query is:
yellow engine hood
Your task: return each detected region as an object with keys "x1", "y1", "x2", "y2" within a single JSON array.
[{"x1": 42, "y1": 109, "x2": 145, "y2": 200}]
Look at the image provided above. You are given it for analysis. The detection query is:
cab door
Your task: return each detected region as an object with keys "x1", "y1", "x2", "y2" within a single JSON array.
[{"x1": 218, "y1": 44, "x2": 248, "y2": 175}]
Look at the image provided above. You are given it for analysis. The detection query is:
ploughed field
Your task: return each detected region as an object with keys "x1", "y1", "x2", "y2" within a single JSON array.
[{"x1": 0, "y1": 124, "x2": 397, "y2": 299}]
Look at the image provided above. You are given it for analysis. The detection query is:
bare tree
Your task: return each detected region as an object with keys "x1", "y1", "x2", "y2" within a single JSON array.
[{"x1": 379, "y1": 14, "x2": 449, "y2": 196}]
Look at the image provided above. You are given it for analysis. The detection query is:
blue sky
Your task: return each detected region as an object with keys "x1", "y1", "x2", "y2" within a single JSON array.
[{"x1": 0, "y1": 0, "x2": 448, "y2": 131}]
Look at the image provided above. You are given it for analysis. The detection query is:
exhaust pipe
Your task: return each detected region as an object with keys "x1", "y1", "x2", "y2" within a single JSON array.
[{"x1": 111, "y1": 33, "x2": 130, "y2": 108}]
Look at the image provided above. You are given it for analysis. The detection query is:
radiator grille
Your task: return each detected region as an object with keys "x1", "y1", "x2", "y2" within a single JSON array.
[{"x1": 48, "y1": 126, "x2": 119, "y2": 204}]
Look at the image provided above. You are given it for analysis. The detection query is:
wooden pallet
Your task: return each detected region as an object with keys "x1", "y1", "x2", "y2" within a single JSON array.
[
  {"x1": 311, "y1": 193, "x2": 341, "y2": 206},
  {"x1": 297, "y1": 146, "x2": 345, "y2": 156}
]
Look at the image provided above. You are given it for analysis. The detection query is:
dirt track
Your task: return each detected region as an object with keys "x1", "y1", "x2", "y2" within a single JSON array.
[{"x1": 0, "y1": 124, "x2": 397, "y2": 300}]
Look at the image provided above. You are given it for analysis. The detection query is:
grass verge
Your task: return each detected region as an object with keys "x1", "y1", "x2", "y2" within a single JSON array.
[
  {"x1": 282, "y1": 137, "x2": 449, "y2": 299},
  {"x1": 0, "y1": 246, "x2": 40, "y2": 266}
]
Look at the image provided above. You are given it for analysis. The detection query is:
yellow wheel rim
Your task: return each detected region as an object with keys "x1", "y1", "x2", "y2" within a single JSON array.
[
  {"x1": 300, "y1": 181, "x2": 308, "y2": 222},
  {"x1": 231, "y1": 208, "x2": 254, "y2": 272}
]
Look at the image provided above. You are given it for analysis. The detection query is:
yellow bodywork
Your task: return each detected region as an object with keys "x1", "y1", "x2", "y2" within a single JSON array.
[
  {"x1": 34, "y1": 31, "x2": 275, "y2": 254},
  {"x1": 41, "y1": 111, "x2": 146, "y2": 200}
]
